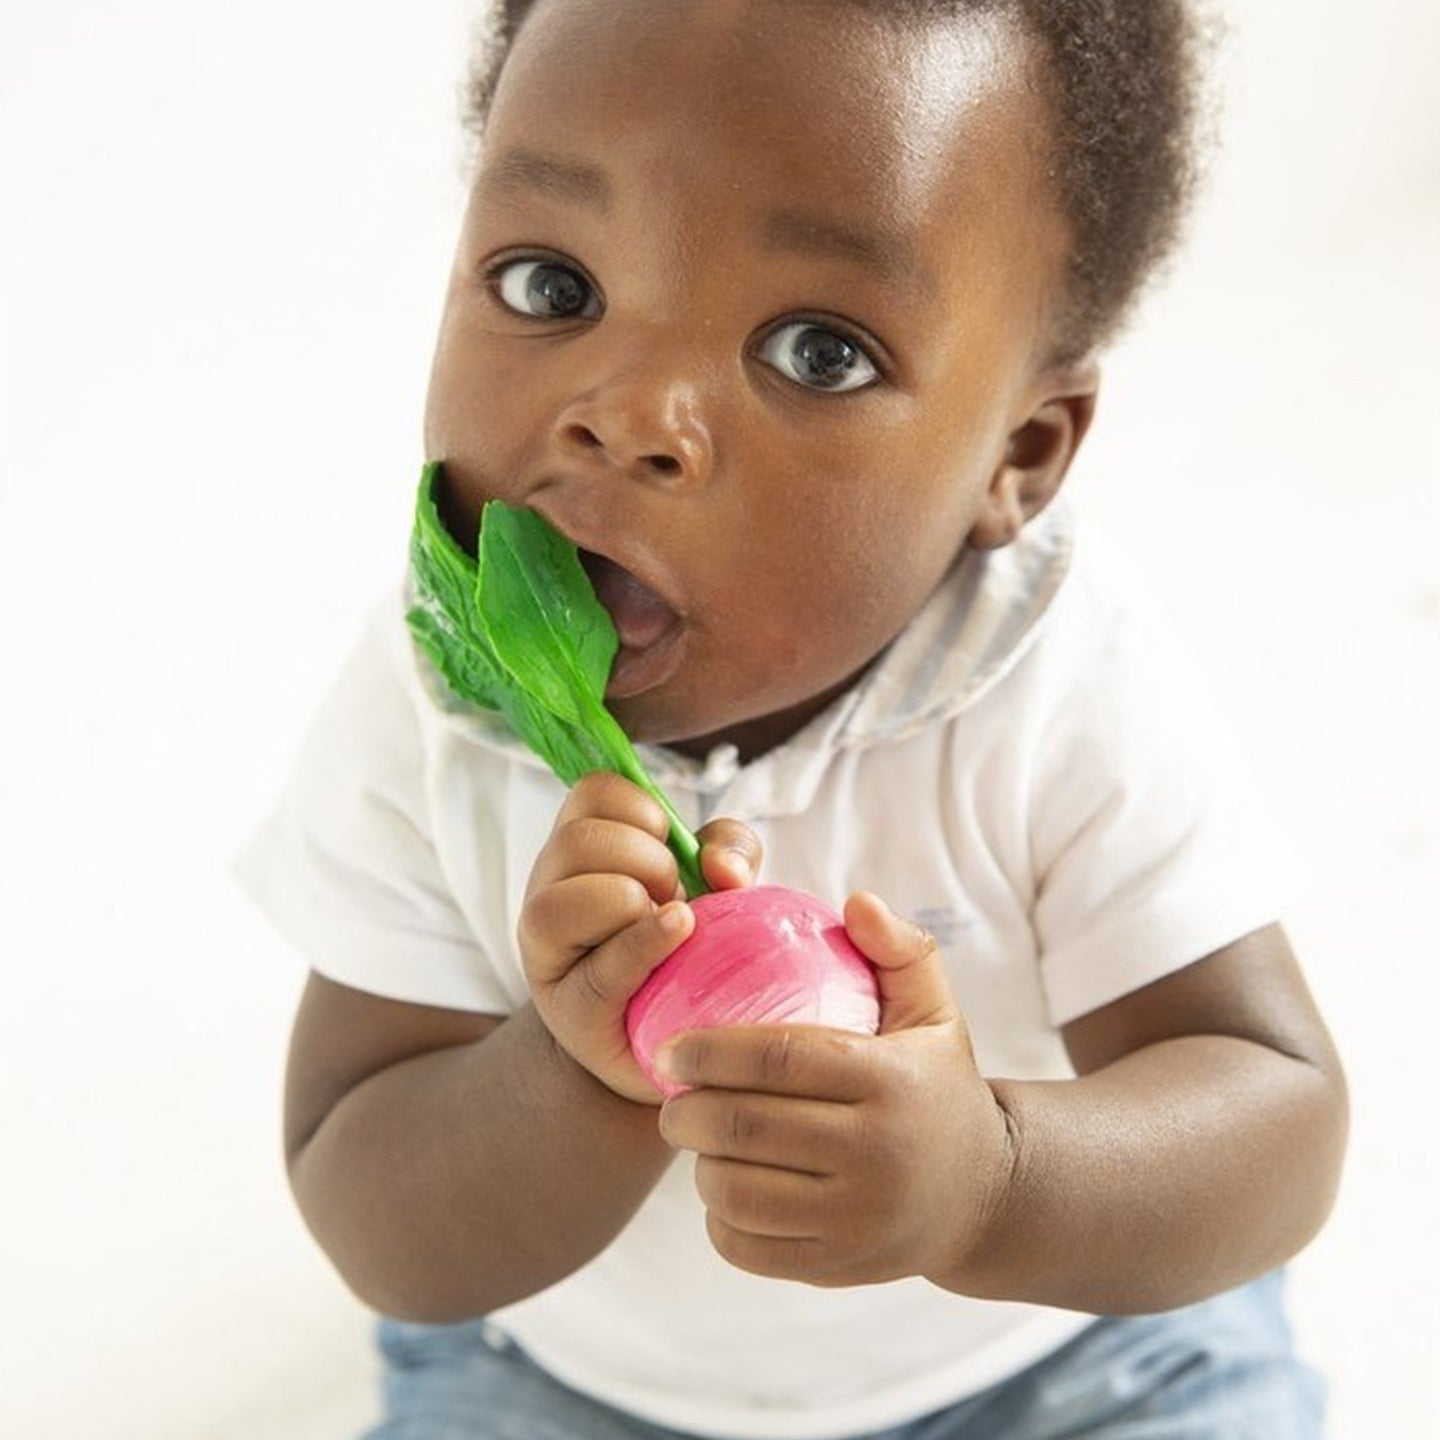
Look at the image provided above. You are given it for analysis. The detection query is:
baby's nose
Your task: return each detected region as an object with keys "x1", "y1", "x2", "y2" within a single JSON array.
[{"x1": 555, "y1": 372, "x2": 713, "y2": 488}]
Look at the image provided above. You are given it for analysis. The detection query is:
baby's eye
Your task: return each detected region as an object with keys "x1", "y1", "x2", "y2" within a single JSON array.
[
  {"x1": 492, "y1": 258, "x2": 599, "y2": 320},
  {"x1": 756, "y1": 322, "x2": 879, "y2": 393}
]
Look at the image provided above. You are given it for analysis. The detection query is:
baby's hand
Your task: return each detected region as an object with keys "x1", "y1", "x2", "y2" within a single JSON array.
[
  {"x1": 656, "y1": 893, "x2": 1013, "y2": 1286},
  {"x1": 518, "y1": 773, "x2": 760, "y2": 1105}
]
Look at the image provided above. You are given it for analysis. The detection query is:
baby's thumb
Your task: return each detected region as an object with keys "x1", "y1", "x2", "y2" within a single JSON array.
[
  {"x1": 844, "y1": 892, "x2": 960, "y2": 1034},
  {"x1": 695, "y1": 818, "x2": 764, "y2": 892}
]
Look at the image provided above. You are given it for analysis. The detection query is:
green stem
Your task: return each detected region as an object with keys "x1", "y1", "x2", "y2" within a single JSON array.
[
  {"x1": 649, "y1": 788, "x2": 707, "y2": 899},
  {"x1": 592, "y1": 710, "x2": 708, "y2": 898}
]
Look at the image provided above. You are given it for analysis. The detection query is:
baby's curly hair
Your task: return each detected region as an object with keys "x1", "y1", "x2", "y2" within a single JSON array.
[{"x1": 463, "y1": 0, "x2": 1212, "y2": 358}]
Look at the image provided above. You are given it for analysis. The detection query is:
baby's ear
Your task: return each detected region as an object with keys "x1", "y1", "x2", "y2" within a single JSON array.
[{"x1": 970, "y1": 357, "x2": 1100, "y2": 550}]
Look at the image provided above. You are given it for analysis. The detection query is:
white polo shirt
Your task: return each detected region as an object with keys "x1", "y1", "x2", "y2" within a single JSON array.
[{"x1": 237, "y1": 498, "x2": 1303, "y2": 1439}]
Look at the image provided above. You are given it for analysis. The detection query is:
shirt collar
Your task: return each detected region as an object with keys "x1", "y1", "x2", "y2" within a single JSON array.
[{"x1": 833, "y1": 495, "x2": 1074, "y2": 749}]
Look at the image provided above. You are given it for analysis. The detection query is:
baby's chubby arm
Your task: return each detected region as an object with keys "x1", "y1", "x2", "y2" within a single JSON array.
[
  {"x1": 284, "y1": 773, "x2": 757, "y2": 1324},
  {"x1": 976, "y1": 924, "x2": 1348, "y2": 1312},
  {"x1": 659, "y1": 912, "x2": 1347, "y2": 1313}
]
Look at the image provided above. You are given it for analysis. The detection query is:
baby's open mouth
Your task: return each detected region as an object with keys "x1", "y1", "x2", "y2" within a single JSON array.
[
  {"x1": 579, "y1": 550, "x2": 685, "y2": 698},
  {"x1": 579, "y1": 551, "x2": 679, "y2": 650}
]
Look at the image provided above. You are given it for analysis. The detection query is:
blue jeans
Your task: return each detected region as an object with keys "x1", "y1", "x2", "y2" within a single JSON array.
[{"x1": 362, "y1": 1271, "x2": 1323, "y2": 1439}]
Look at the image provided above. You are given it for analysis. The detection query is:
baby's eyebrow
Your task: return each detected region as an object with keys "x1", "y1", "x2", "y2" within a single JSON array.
[
  {"x1": 759, "y1": 209, "x2": 928, "y2": 290},
  {"x1": 488, "y1": 149, "x2": 613, "y2": 211},
  {"x1": 483, "y1": 150, "x2": 922, "y2": 290}
]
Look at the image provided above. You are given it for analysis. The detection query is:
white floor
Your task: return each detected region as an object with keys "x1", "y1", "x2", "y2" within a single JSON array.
[{"x1": 3, "y1": 2, "x2": 1437, "y2": 1437}]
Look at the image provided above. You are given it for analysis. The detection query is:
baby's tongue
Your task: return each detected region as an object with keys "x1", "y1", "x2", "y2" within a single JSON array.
[{"x1": 582, "y1": 553, "x2": 677, "y2": 650}]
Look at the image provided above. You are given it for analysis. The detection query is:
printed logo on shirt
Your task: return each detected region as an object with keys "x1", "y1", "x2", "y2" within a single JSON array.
[{"x1": 908, "y1": 905, "x2": 976, "y2": 949}]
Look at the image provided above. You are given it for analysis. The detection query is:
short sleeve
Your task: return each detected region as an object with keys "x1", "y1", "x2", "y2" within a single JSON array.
[
  {"x1": 233, "y1": 599, "x2": 509, "y2": 1013},
  {"x1": 1029, "y1": 538, "x2": 1307, "y2": 1027}
]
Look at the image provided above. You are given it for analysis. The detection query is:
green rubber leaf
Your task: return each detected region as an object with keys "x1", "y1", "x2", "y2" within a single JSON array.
[
  {"x1": 476, "y1": 500, "x2": 617, "y2": 727},
  {"x1": 405, "y1": 462, "x2": 706, "y2": 897}
]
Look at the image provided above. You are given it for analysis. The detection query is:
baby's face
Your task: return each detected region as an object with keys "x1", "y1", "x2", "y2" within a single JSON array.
[{"x1": 425, "y1": 0, "x2": 1077, "y2": 759}]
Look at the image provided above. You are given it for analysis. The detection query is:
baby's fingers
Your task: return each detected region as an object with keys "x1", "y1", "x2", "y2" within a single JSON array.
[
  {"x1": 696, "y1": 817, "x2": 764, "y2": 892},
  {"x1": 529, "y1": 774, "x2": 681, "y2": 905},
  {"x1": 520, "y1": 872, "x2": 648, "y2": 979},
  {"x1": 555, "y1": 772, "x2": 672, "y2": 838},
  {"x1": 561, "y1": 899, "x2": 695, "y2": 1015},
  {"x1": 843, "y1": 892, "x2": 960, "y2": 1033},
  {"x1": 534, "y1": 816, "x2": 681, "y2": 906}
]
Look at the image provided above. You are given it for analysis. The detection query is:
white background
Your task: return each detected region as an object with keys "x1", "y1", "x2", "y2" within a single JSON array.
[{"x1": 2, "y1": 2, "x2": 1437, "y2": 1436}]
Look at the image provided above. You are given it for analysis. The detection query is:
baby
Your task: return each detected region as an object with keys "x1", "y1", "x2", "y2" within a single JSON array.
[{"x1": 241, "y1": 1, "x2": 1349, "y2": 1436}]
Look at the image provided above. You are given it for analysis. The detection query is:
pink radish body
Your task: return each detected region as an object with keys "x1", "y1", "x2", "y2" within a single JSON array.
[{"x1": 625, "y1": 884, "x2": 881, "y2": 1097}]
